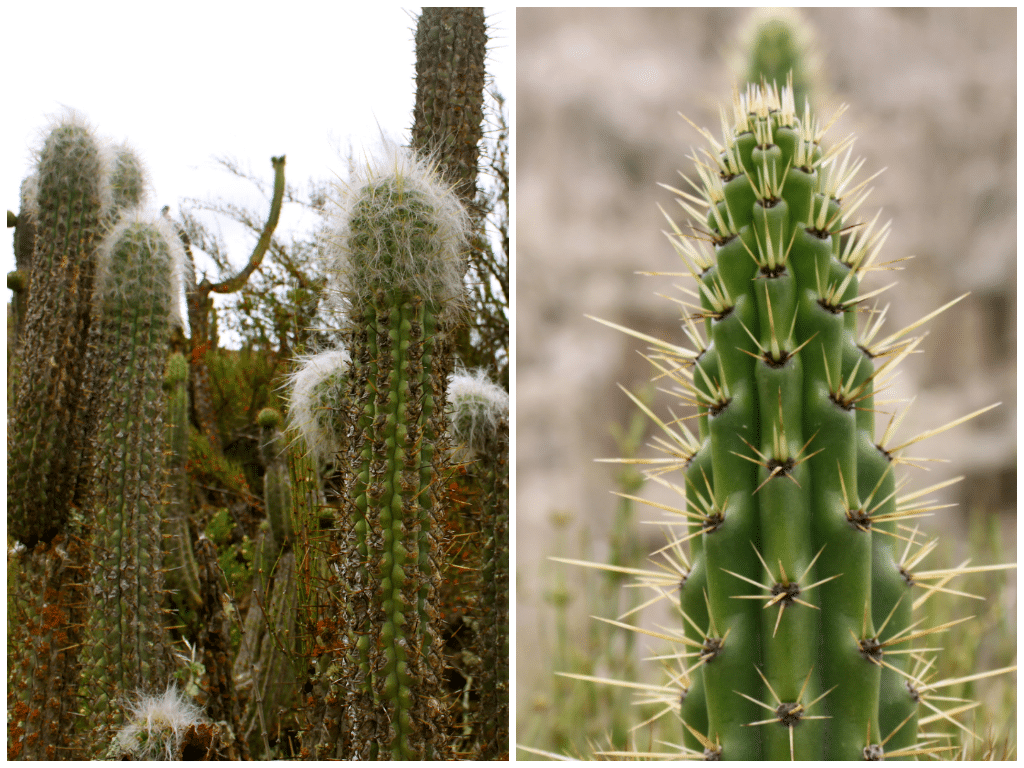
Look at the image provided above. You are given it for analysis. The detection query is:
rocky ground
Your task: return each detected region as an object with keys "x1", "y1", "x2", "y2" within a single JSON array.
[{"x1": 516, "y1": 6, "x2": 1015, "y2": 741}]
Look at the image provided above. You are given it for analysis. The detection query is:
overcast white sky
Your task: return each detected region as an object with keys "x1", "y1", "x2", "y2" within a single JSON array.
[{"x1": 3, "y1": 3, "x2": 513, "y2": 328}]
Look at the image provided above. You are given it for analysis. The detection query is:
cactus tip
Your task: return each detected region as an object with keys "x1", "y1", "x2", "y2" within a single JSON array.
[
  {"x1": 257, "y1": 407, "x2": 283, "y2": 430},
  {"x1": 324, "y1": 140, "x2": 470, "y2": 317},
  {"x1": 448, "y1": 368, "x2": 509, "y2": 458},
  {"x1": 94, "y1": 208, "x2": 186, "y2": 327},
  {"x1": 287, "y1": 347, "x2": 351, "y2": 463}
]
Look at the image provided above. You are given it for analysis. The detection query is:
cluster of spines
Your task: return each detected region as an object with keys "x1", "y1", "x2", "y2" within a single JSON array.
[{"x1": 581, "y1": 79, "x2": 1008, "y2": 761}]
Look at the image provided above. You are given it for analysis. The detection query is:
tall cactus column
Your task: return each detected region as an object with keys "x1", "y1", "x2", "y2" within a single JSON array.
[
  {"x1": 78, "y1": 211, "x2": 184, "y2": 752},
  {"x1": 412, "y1": 7, "x2": 487, "y2": 210},
  {"x1": 322, "y1": 147, "x2": 468, "y2": 759},
  {"x1": 7, "y1": 113, "x2": 113, "y2": 760},
  {"x1": 8, "y1": 113, "x2": 112, "y2": 546},
  {"x1": 448, "y1": 369, "x2": 510, "y2": 757},
  {"x1": 586, "y1": 79, "x2": 1000, "y2": 760}
]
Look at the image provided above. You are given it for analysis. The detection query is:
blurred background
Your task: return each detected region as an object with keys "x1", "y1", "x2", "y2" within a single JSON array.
[{"x1": 516, "y1": 7, "x2": 1015, "y2": 756}]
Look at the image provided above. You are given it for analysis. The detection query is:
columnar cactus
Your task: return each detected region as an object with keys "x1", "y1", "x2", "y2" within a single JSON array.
[
  {"x1": 78, "y1": 211, "x2": 184, "y2": 751},
  {"x1": 412, "y1": 6, "x2": 488, "y2": 209},
  {"x1": 7, "y1": 114, "x2": 116, "y2": 760},
  {"x1": 8, "y1": 112, "x2": 111, "y2": 546},
  {"x1": 233, "y1": 407, "x2": 301, "y2": 750},
  {"x1": 296, "y1": 145, "x2": 468, "y2": 759},
  {"x1": 447, "y1": 368, "x2": 510, "y2": 757},
  {"x1": 588, "y1": 79, "x2": 1010, "y2": 760},
  {"x1": 163, "y1": 352, "x2": 202, "y2": 613}
]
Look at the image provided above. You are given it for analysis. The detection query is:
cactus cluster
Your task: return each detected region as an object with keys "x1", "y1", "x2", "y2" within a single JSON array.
[
  {"x1": 8, "y1": 7, "x2": 508, "y2": 760},
  {"x1": 6, "y1": 114, "x2": 187, "y2": 760},
  {"x1": 578, "y1": 77, "x2": 1013, "y2": 760}
]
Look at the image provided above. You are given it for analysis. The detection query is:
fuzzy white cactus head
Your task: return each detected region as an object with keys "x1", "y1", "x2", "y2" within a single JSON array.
[
  {"x1": 109, "y1": 686, "x2": 207, "y2": 760},
  {"x1": 448, "y1": 368, "x2": 509, "y2": 460},
  {"x1": 94, "y1": 208, "x2": 187, "y2": 329},
  {"x1": 33, "y1": 109, "x2": 115, "y2": 220},
  {"x1": 323, "y1": 143, "x2": 469, "y2": 319},
  {"x1": 109, "y1": 141, "x2": 151, "y2": 212},
  {"x1": 287, "y1": 347, "x2": 351, "y2": 465}
]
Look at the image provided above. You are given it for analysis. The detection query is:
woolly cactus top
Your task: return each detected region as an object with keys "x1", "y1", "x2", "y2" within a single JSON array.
[
  {"x1": 94, "y1": 209, "x2": 185, "y2": 326},
  {"x1": 287, "y1": 347, "x2": 351, "y2": 464},
  {"x1": 447, "y1": 368, "x2": 509, "y2": 458},
  {"x1": 323, "y1": 144, "x2": 469, "y2": 316},
  {"x1": 109, "y1": 142, "x2": 150, "y2": 212},
  {"x1": 32, "y1": 110, "x2": 113, "y2": 222},
  {"x1": 109, "y1": 686, "x2": 207, "y2": 760}
]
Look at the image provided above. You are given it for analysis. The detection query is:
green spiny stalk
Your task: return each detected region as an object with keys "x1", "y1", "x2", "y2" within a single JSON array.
[
  {"x1": 78, "y1": 211, "x2": 184, "y2": 753},
  {"x1": 737, "y1": 9, "x2": 817, "y2": 112},
  {"x1": 7, "y1": 175, "x2": 37, "y2": 348},
  {"x1": 164, "y1": 352, "x2": 202, "y2": 613},
  {"x1": 286, "y1": 348, "x2": 358, "y2": 758},
  {"x1": 7, "y1": 536, "x2": 89, "y2": 760},
  {"x1": 447, "y1": 368, "x2": 509, "y2": 757},
  {"x1": 108, "y1": 142, "x2": 149, "y2": 212},
  {"x1": 412, "y1": 7, "x2": 488, "y2": 210},
  {"x1": 257, "y1": 407, "x2": 294, "y2": 551},
  {"x1": 233, "y1": 407, "x2": 301, "y2": 751},
  {"x1": 7, "y1": 113, "x2": 116, "y2": 761},
  {"x1": 296, "y1": 145, "x2": 467, "y2": 759},
  {"x1": 584, "y1": 78, "x2": 1013, "y2": 760},
  {"x1": 8, "y1": 112, "x2": 112, "y2": 547}
]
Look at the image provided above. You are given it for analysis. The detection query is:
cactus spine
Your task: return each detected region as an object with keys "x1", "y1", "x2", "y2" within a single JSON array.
[{"x1": 588, "y1": 78, "x2": 1008, "y2": 760}]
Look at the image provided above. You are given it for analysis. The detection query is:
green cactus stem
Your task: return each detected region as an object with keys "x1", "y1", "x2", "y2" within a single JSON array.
[
  {"x1": 583, "y1": 78, "x2": 1010, "y2": 760},
  {"x1": 447, "y1": 368, "x2": 510, "y2": 757},
  {"x1": 413, "y1": 7, "x2": 488, "y2": 210},
  {"x1": 8, "y1": 175, "x2": 37, "y2": 345},
  {"x1": 163, "y1": 352, "x2": 203, "y2": 613},
  {"x1": 109, "y1": 142, "x2": 149, "y2": 212},
  {"x1": 8, "y1": 112, "x2": 112, "y2": 547},
  {"x1": 78, "y1": 211, "x2": 184, "y2": 751},
  {"x1": 233, "y1": 407, "x2": 301, "y2": 750},
  {"x1": 299, "y1": 145, "x2": 468, "y2": 759},
  {"x1": 257, "y1": 407, "x2": 294, "y2": 551},
  {"x1": 7, "y1": 536, "x2": 90, "y2": 760}
]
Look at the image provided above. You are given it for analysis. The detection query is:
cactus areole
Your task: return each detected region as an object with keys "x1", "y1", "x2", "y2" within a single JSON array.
[{"x1": 590, "y1": 79, "x2": 999, "y2": 760}]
